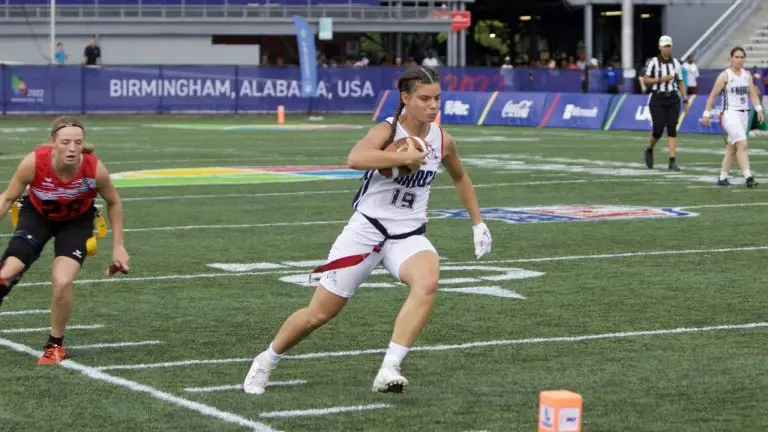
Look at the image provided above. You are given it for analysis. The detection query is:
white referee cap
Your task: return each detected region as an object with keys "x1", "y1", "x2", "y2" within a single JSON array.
[{"x1": 659, "y1": 35, "x2": 673, "y2": 47}]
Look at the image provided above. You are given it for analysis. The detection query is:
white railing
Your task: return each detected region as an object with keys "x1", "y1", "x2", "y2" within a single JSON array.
[{"x1": 681, "y1": 0, "x2": 760, "y2": 66}]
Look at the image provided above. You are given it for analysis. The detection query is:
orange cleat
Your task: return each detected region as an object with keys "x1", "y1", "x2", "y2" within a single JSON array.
[{"x1": 38, "y1": 344, "x2": 67, "y2": 365}]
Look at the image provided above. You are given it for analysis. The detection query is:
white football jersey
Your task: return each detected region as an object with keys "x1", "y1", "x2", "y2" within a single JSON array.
[
  {"x1": 352, "y1": 117, "x2": 444, "y2": 233},
  {"x1": 722, "y1": 68, "x2": 752, "y2": 112}
]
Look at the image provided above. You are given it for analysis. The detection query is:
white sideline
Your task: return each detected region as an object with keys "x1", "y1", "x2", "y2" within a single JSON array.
[
  {"x1": 0, "y1": 337, "x2": 278, "y2": 432},
  {"x1": 183, "y1": 380, "x2": 307, "y2": 393},
  {"x1": 259, "y1": 404, "x2": 393, "y2": 419},
  {"x1": 93, "y1": 321, "x2": 768, "y2": 371},
  {"x1": 0, "y1": 324, "x2": 104, "y2": 334},
  {"x1": 67, "y1": 340, "x2": 164, "y2": 350},
  {"x1": 0, "y1": 309, "x2": 49, "y2": 317}
]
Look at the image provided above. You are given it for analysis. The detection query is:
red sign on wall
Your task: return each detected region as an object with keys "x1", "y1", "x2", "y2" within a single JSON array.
[{"x1": 450, "y1": 11, "x2": 471, "y2": 33}]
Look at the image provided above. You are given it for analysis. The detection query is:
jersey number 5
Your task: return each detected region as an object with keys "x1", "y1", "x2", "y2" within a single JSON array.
[{"x1": 390, "y1": 188, "x2": 416, "y2": 209}]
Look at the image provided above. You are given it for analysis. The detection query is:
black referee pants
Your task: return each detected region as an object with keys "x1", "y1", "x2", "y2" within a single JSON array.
[{"x1": 649, "y1": 93, "x2": 681, "y2": 139}]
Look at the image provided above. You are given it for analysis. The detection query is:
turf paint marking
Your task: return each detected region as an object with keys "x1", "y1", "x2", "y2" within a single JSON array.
[
  {"x1": 0, "y1": 309, "x2": 49, "y2": 317},
  {"x1": 183, "y1": 380, "x2": 308, "y2": 393},
  {"x1": 271, "y1": 263, "x2": 542, "y2": 299},
  {"x1": 0, "y1": 337, "x2": 278, "y2": 432},
  {"x1": 258, "y1": 404, "x2": 393, "y2": 419},
  {"x1": 17, "y1": 245, "x2": 768, "y2": 289},
  {"x1": 0, "y1": 324, "x2": 104, "y2": 334},
  {"x1": 679, "y1": 202, "x2": 768, "y2": 209},
  {"x1": 67, "y1": 340, "x2": 164, "y2": 350},
  {"x1": 93, "y1": 321, "x2": 768, "y2": 371}
]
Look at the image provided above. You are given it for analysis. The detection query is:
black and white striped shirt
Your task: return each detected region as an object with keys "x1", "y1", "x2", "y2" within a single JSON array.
[{"x1": 644, "y1": 56, "x2": 682, "y2": 94}]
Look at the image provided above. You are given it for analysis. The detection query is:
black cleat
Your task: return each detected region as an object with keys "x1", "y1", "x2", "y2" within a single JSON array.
[
  {"x1": 668, "y1": 162, "x2": 681, "y2": 171},
  {"x1": 644, "y1": 148, "x2": 654, "y2": 169},
  {"x1": 746, "y1": 176, "x2": 758, "y2": 188},
  {"x1": 717, "y1": 178, "x2": 731, "y2": 186}
]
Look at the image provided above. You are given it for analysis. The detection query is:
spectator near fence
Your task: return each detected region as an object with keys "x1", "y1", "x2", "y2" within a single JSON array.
[
  {"x1": 682, "y1": 56, "x2": 700, "y2": 95},
  {"x1": 53, "y1": 43, "x2": 68, "y2": 66},
  {"x1": 83, "y1": 36, "x2": 102, "y2": 66},
  {"x1": 604, "y1": 62, "x2": 620, "y2": 94}
]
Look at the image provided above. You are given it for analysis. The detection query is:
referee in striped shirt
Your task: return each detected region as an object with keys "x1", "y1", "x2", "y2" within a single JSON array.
[{"x1": 643, "y1": 35, "x2": 690, "y2": 171}]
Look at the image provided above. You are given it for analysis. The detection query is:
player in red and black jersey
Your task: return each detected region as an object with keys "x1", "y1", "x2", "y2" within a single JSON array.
[{"x1": 0, "y1": 116, "x2": 129, "y2": 364}]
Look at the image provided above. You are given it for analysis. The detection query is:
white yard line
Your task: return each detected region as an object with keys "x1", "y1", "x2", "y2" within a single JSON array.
[
  {"x1": 96, "y1": 357, "x2": 252, "y2": 371},
  {"x1": 67, "y1": 340, "x2": 164, "y2": 350},
  {"x1": 123, "y1": 220, "x2": 349, "y2": 233},
  {"x1": 0, "y1": 337, "x2": 277, "y2": 432},
  {"x1": 0, "y1": 309, "x2": 49, "y2": 317},
  {"x1": 18, "y1": 269, "x2": 306, "y2": 288},
  {"x1": 183, "y1": 380, "x2": 307, "y2": 393},
  {"x1": 17, "y1": 245, "x2": 768, "y2": 289},
  {"x1": 114, "y1": 178, "x2": 648, "y2": 203},
  {"x1": 9, "y1": 194, "x2": 756, "y2": 240},
  {"x1": 679, "y1": 202, "x2": 768, "y2": 210},
  {"x1": 93, "y1": 321, "x2": 768, "y2": 371},
  {"x1": 476, "y1": 245, "x2": 768, "y2": 265},
  {"x1": 259, "y1": 404, "x2": 393, "y2": 419},
  {"x1": 106, "y1": 156, "x2": 338, "y2": 165},
  {"x1": 0, "y1": 324, "x2": 103, "y2": 334}
]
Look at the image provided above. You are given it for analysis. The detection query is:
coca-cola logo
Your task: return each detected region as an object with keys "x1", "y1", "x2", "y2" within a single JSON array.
[{"x1": 501, "y1": 100, "x2": 533, "y2": 118}]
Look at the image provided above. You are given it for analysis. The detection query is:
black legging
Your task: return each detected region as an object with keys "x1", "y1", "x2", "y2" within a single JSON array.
[{"x1": 649, "y1": 94, "x2": 681, "y2": 139}]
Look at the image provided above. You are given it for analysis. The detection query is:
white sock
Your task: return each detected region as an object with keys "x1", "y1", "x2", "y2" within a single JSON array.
[
  {"x1": 264, "y1": 343, "x2": 283, "y2": 364},
  {"x1": 744, "y1": 170, "x2": 753, "y2": 179},
  {"x1": 382, "y1": 341, "x2": 410, "y2": 369},
  {"x1": 720, "y1": 171, "x2": 728, "y2": 181}
]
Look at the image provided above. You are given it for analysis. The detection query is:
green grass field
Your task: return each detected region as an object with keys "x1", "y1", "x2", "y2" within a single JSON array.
[{"x1": 1, "y1": 114, "x2": 767, "y2": 432}]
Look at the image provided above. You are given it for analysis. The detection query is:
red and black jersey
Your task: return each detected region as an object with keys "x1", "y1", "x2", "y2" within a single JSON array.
[{"x1": 27, "y1": 146, "x2": 99, "y2": 221}]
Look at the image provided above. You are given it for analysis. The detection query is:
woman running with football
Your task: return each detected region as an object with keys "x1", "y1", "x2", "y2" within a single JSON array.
[{"x1": 243, "y1": 65, "x2": 492, "y2": 395}]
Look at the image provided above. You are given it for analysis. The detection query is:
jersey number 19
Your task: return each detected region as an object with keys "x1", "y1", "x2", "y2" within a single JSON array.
[{"x1": 390, "y1": 188, "x2": 416, "y2": 209}]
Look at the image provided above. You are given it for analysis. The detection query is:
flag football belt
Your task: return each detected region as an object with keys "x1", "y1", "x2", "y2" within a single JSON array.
[
  {"x1": 87, "y1": 208, "x2": 109, "y2": 256},
  {"x1": 310, "y1": 213, "x2": 426, "y2": 277},
  {"x1": 9, "y1": 200, "x2": 108, "y2": 256}
]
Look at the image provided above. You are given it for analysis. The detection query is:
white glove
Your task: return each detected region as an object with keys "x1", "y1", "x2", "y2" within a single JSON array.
[{"x1": 472, "y1": 222, "x2": 492, "y2": 259}]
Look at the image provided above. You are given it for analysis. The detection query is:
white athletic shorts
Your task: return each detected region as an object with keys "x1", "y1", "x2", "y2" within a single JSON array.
[
  {"x1": 721, "y1": 110, "x2": 749, "y2": 145},
  {"x1": 318, "y1": 211, "x2": 437, "y2": 298}
]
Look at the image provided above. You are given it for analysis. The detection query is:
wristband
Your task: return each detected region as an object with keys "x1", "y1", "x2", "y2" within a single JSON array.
[
  {"x1": 702, "y1": 111, "x2": 711, "y2": 117},
  {"x1": 756, "y1": 105, "x2": 763, "y2": 112}
]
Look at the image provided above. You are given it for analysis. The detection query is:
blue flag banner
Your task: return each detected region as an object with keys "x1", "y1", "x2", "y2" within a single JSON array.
[{"x1": 293, "y1": 16, "x2": 318, "y2": 98}]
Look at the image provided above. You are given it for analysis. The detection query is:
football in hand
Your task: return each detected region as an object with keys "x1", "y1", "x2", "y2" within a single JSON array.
[{"x1": 378, "y1": 136, "x2": 428, "y2": 178}]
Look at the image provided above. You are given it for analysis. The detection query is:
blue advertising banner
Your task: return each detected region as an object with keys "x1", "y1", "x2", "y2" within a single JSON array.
[
  {"x1": 372, "y1": 90, "x2": 491, "y2": 125},
  {"x1": 0, "y1": 65, "x2": 744, "y2": 117},
  {"x1": 1, "y1": 65, "x2": 384, "y2": 114},
  {"x1": 603, "y1": 94, "x2": 653, "y2": 132},
  {"x1": 440, "y1": 91, "x2": 492, "y2": 125},
  {"x1": 293, "y1": 16, "x2": 318, "y2": 99},
  {"x1": 481, "y1": 92, "x2": 551, "y2": 127},
  {"x1": 372, "y1": 90, "x2": 399, "y2": 122},
  {"x1": 544, "y1": 93, "x2": 614, "y2": 129},
  {"x1": 677, "y1": 94, "x2": 724, "y2": 135}
]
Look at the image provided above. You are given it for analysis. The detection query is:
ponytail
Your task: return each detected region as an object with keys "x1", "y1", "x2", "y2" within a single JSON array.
[{"x1": 383, "y1": 100, "x2": 405, "y2": 149}]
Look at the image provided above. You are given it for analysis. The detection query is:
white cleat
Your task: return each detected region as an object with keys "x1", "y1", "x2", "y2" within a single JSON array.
[
  {"x1": 372, "y1": 365, "x2": 409, "y2": 393},
  {"x1": 243, "y1": 352, "x2": 274, "y2": 395}
]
